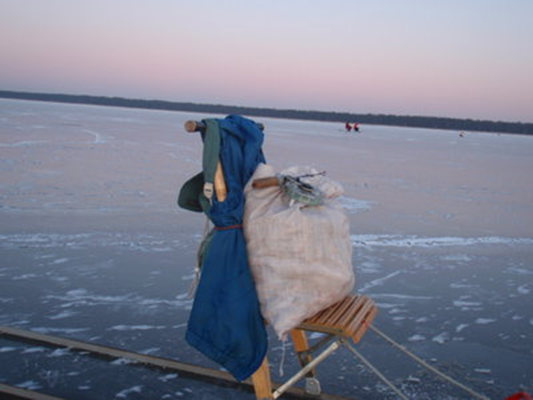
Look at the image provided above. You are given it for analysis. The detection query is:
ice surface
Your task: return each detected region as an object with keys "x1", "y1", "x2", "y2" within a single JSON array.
[{"x1": 1, "y1": 99, "x2": 532, "y2": 399}]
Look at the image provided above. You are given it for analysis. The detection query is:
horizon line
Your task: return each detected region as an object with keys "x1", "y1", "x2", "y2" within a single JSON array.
[{"x1": 1, "y1": 89, "x2": 532, "y2": 135}]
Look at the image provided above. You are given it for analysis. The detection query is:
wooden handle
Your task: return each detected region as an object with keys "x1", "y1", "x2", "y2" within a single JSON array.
[
  {"x1": 214, "y1": 161, "x2": 227, "y2": 202},
  {"x1": 184, "y1": 118, "x2": 265, "y2": 203},
  {"x1": 252, "y1": 176, "x2": 279, "y2": 189},
  {"x1": 184, "y1": 120, "x2": 201, "y2": 132},
  {"x1": 184, "y1": 120, "x2": 265, "y2": 133}
]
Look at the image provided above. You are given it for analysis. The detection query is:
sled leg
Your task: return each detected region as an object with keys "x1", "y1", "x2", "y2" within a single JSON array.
[
  {"x1": 290, "y1": 329, "x2": 322, "y2": 395},
  {"x1": 251, "y1": 357, "x2": 273, "y2": 400}
]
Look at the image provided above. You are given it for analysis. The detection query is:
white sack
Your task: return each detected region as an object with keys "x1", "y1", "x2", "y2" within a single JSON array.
[{"x1": 244, "y1": 164, "x2": 355, "y2": 339}]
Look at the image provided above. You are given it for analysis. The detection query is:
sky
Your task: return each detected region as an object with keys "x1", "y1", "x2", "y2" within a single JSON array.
[{"x1": 1, "y1": 0, "x2": 532, "y2": 123}]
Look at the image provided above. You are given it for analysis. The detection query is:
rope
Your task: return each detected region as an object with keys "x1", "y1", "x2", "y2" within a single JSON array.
[
  {"x1": 278, "y1": 340, "x2": 287, "y2": 377},
  {"x1": 214, "y1": 224, "x2": 243, "y2": 231},
  {"x1": 343, "y1": 340, "x2": 410, "y2": 400},
  {"x1": 369, "y1": 325, "x2": 491, "y2": 400}
]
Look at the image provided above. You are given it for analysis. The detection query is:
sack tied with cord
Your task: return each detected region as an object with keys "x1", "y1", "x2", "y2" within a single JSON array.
[{"x1": 244, "y1": 163, "x2": 355, "y2": 339}]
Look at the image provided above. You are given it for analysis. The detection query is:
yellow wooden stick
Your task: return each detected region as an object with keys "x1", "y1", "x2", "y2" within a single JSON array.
[{"x1": 214, "y1": 161, "x2": 227, "y2": 202}]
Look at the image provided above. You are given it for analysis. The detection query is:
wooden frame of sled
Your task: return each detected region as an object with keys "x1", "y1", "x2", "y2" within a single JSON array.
[
  {"x1": 0, "y1": 325, "x2": 353, "y2": 400},
  {"x1": 185, "y1": 120, "x2": 378, "y2": 399},
  {"x1": 252, "y1": 295, "x2": 378, "y2": 400}
]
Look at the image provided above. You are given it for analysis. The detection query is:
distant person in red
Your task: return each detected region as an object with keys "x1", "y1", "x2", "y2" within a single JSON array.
[
  {"x1": 345, "y1": 122, "x2": 352, "y2": 132},
  {"x1": 353, "y1": 123, "x2": 360, "y2": 132}
]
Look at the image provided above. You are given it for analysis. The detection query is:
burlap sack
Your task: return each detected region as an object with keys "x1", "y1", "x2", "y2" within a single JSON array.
[{"x1": 244, "y1": 164, "x2": 355, "y2": 339}]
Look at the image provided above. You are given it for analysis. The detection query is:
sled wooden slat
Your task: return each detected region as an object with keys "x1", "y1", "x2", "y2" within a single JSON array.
[
  {"x1": 297, "y1": 295, "x2": 378, "y2": 343},
  {"x1": 327, "y1": 296, "x2": 358, "y2": 325},
  {"x1": 337, "y1": 296, "x2": 367, "y2": 327},
  {"x1": 326, "y1": 295, "x2": 364, "y2": 326},
  {"x1": 311, "y1": 296, "x2": 352, "y2": 327},
  {"x1": 352, "y1": 306, "x2": 379, "y2": 343},
  {"x1": 347, "y1": 301, "x2": 376, "y2": 339}
]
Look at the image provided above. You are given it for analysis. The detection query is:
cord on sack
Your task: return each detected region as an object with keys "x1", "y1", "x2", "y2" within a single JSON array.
[{"x1": 278, "y1": 340, "x2": 287, "y2": 377}]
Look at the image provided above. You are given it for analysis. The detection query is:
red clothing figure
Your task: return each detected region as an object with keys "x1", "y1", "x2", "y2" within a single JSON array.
[{"x1": 345, "y1": 122, "x2": 352, "y2": 132}]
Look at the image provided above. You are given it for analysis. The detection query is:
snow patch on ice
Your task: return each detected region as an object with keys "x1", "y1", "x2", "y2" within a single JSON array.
[
  {"x1": 0, "y1": 233, "x2": 181, "y2": 253},
  {"x1": 139, "y1": 347, "x2": 161, "y2": 355},
  {"x1": 51, "y1": 258, "x2": 69, "y2": 265},
  {"x1": 32, "y1": 327, "x2": 90, "y2": 335},
  {"x1": 359, "y1": 270, "x2": 402, "y2": 292},
  {"x1": 308, "y1": 332, "x2": 327, "y2": 340},
  {"x1": 507, "y1": 267, "x2": 533, "y2": 276},
  {"x1": 352, "y1": 234, "x2": 533, "y2": 248},
  {"x1": 453, "y1": 300, "x2": 482, "y2": 308},
  {"x1": 16, "y1": 380, "x2": 42, "y2": 390},
  {"x1": 82, "y1": 129, "x2": 110, "y2": 144},
  {"x1": 475, "y1": 318, "x2": 496, "y2": 325},
  {"x1": 372, "y1": 293, "x2": 434, "y2": 300},
  {"x1": 116, "y1": 385, "x2": 143, "y2": 398},
  {"x1": 111, "y1": 358, "x2": 137, "y2": 366},
  {"x1": 517, "y1": 284, "x2": 530, "y2": 294},
  {"x1": 475, "y1": 368, "x2": 492, "y2": 375},
  {"x1": 45, "y1": 288, "x2": 191, "y2": 311},
  {"x1": 108, "y1": 325, "x2": 166, "y2": 331},
  {"x1": 48, "y1": 348, "x2": 72, "y2": 357},
  {"x1": 441, "y1": 254, "x2": 472, "y2": 262},
  {"x1": 22, "y1": 346, "x2": 47, "y2": 354},
  {"x1": 0, "y1": 346, "x2": 18, "y2": 353},
  {"x1": 0, "y1": 140, "x2": 47, "y2": 147},
  {"x1": 48, "y1": 310, "x2": 79, "y2": 320},
  {"x1": 158, "y1": 374, "x2": 178, "y2": 382},
  {"x1": 450, "y1": 281, "x2": 479, "y2": 289},
  {"x1": 432, "y1": 332, "x2": 449, "y2": 344},
  {"x1": 359, "y1": 260, "x2": 382, "y2": 274},
  {"x1": 339, "y1": 196, "x2": 374, "y2": 214},
  {"x1": 12, "y1": 274, "x2": 38, "y2": 280}
]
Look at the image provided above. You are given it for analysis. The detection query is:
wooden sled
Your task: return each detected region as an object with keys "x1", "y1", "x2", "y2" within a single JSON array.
[
  {"x1": 186, "y1": 120, "x2": 378, "y2": 399},
  {"x1": 251, "y1": 294, "x2": 378, "y2": 399}
]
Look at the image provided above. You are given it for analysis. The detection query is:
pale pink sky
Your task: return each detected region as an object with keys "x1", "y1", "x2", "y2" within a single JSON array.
[{"x1": 1, "y1": 0, "x2": 532, "y2": 122}]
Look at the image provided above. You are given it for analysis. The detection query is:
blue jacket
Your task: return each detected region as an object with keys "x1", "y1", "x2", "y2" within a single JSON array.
[{"x1": 184, "y1": 115, "x2": 268, "y2": 381}]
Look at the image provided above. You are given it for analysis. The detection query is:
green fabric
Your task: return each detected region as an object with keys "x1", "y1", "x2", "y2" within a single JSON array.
[
  {"x1": 177, "y1": 119, "x2": 221, "y2": 213},
  {"x1": 202, "y1": 119, "x2": 221, "y2": 188},
  {"x1": 177, "y1": 172, "x2": 208, "y2": 212}
]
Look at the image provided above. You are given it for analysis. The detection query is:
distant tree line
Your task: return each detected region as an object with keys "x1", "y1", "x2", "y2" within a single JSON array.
[{"x1": 1, "y1": 90, "x2": 532, "y2": 135}]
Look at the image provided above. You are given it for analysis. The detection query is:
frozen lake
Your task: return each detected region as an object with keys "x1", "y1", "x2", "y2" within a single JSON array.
[{"x1": 1, "y1": 99, "x2": 532, "y2": 399}]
